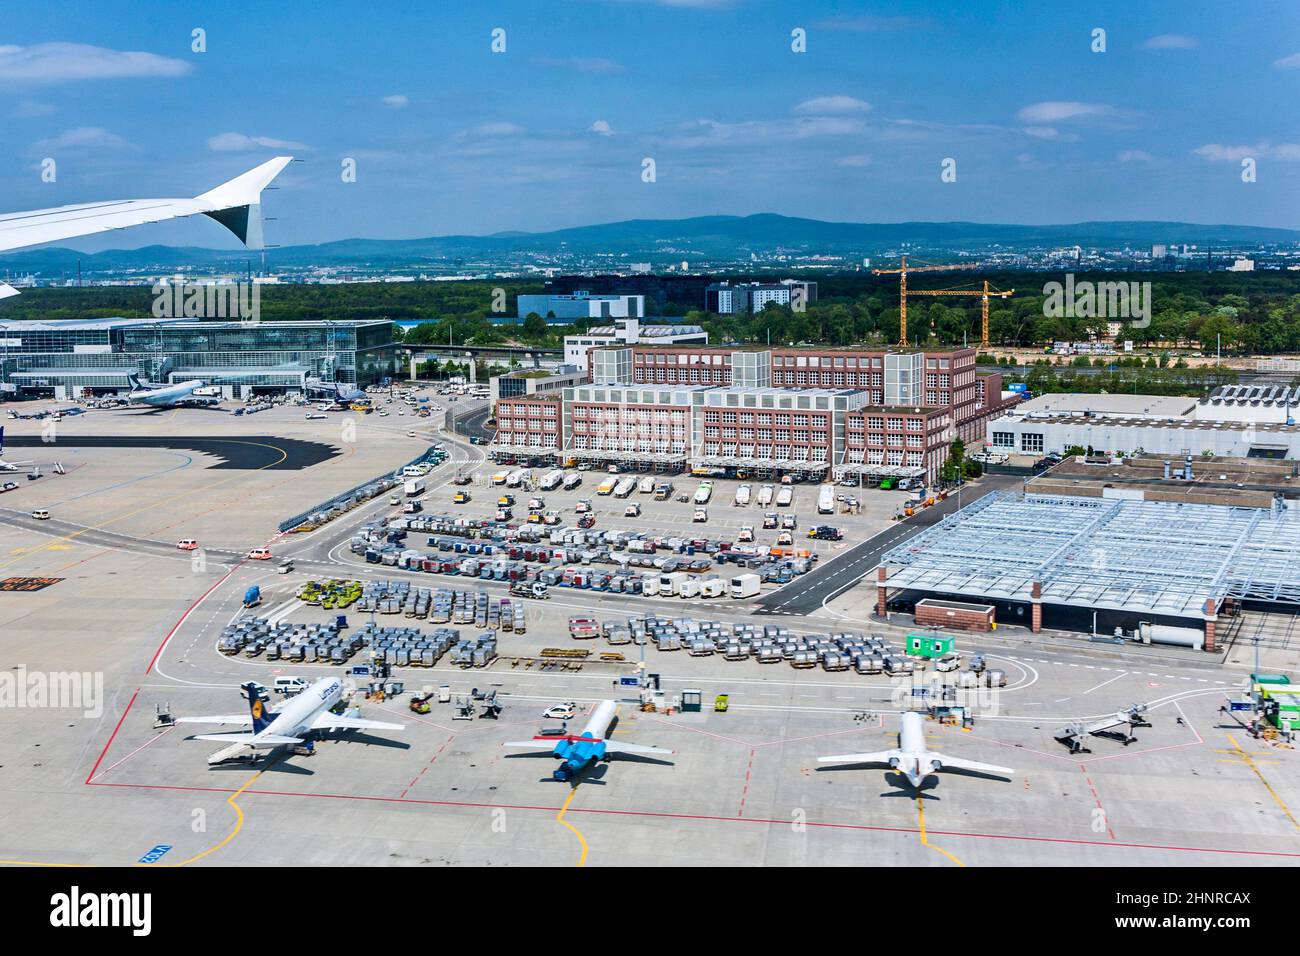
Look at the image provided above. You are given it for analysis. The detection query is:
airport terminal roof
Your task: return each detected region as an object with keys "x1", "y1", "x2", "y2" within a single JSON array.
[{"x1": 881, "y1": 491, "x2": 1300, "y2": 617}]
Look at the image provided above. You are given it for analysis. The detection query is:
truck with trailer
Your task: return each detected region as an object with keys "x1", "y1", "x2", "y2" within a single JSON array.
[
  {"x1": 817, "y1": 484, "x2": 835, "y2": 514},
  {"x1": 776, "y1": 486, "x2": 794, "y2": 507},
  {"x1": 404, "y1": 478, "x2": 426, "y2": 497},
  {"x1": 729, "y1": 572, "x2": 761, "y2": 599},
  {"x1": 613, "y1": 476, "x2": 637, "y2": 498},
  {"x1": 539, "y1": 469, "x2": 565, "y2": 490}
]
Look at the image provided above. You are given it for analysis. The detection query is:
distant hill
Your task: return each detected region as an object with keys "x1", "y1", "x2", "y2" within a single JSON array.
[{"x1": 2, "y1": 214, "x2": 1297, "y2": 273}]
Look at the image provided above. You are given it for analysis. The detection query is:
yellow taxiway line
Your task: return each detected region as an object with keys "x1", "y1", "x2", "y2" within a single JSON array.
[
  {"x1": 917, "y1": 796, "x2": 965, "y2": 866},
  {"x1": 557, "y1": 785, "x2": 590, "y2": 867}
]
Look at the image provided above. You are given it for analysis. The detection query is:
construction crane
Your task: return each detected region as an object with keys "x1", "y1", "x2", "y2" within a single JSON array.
[
  {"x1": 908, "y1": 280, "x2": 1014, "y2": 350},
  {"x1": 872, "y1": 257, "x2": 979, "y2": 346}
]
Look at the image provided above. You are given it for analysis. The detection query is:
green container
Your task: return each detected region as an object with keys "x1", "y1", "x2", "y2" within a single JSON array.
[{"x1": 907, "y1": 635, "x2": 955, "y2": 659}]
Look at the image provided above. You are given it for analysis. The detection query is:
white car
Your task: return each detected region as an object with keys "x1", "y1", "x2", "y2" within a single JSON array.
[
  {"x1": 30, "y1": 509, "x2": 50, "y2": 520},
  {"x1": 543, "y1": 702, "x2": 577, "y2": 720},
  {"x1": 693, "y1": 508, "x2": 708, "y2": 523}
]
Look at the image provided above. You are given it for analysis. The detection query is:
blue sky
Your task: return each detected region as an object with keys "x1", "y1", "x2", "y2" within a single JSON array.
[{"x1": 3, "y1": 0, "x2": 1299, "y2": 250}]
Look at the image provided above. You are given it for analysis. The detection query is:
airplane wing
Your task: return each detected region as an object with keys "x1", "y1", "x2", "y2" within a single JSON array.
[
  {"x1": 173, "y1": 715, "x2": 255, "y2": 726},
  {"x1": 308, "y1": 713, "x2": 405, "y2": 732},
  {"x1": 931, "y1": 753, "x2": 1014, "y2": 777},
  {"x1": 193, "y1": 732, "x2": 302, "y2": 746},
  {"x1": 816, "y1": 749, "x2": 899, "y2": 766},
  {"x1": 0, "y1": 156, "x2": 293, "y2": 262},
  {"x1": 602, "y1": 740, "x2": 675, "y2": 757},
  {"x1": 502, "y1": 740, "x2": 561, "y2": 752}
]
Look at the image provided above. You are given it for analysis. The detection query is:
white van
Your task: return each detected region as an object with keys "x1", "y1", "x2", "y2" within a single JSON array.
[
  {"x1": 273, "y1": 676, "x2": 309, "y2": 695},
  {"x1": 402, "y1": 465, "x2": 425, "y2": 478}
]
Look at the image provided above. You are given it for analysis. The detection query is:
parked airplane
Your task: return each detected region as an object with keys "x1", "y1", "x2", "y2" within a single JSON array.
[
  {"x1": 305, "y1": 377, "x2": 365, "y2": 404},
  {"x1": 176, "y1": 678, "x2": 404, "y2": 752},
  {"x1": 124, "y1": 374, "x2": 215, "y2": 408},
  {"x1": 0, "y1": 427, "x2": 34, "y2": 472},
  {"x1": 0, "y1": 156, "x2": 293, "y2": 299},
  {"x1": 817, "y1": 711, "x2": 1013, "y2": 790},
  {"x1": 503, "y1": 699, "x2": 673, "y2": 781}
]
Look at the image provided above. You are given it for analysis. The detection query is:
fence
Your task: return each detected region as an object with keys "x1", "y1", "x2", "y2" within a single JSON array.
[{"x1": 278, "y1": 445, "x2": 447, "y2": 533}]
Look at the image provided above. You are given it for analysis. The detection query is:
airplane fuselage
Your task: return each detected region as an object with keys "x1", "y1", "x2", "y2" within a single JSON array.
[
  {"x1": 127, "y1": 379, "x2": 205, "y2": 407},
  {"x1": 552, "y1": 700, "x2": 617, "y2": 781},
  {"x1": 257, "y1": 678, "x2": 343, "y2": 743}
]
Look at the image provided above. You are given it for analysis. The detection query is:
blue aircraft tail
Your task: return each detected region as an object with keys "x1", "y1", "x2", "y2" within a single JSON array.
[
  {"x1": 126, "y1": 373, "x2": 144, "y2": 392},
  {"x1": 242, "y1": 681, "x2": 274, "y2": 733}
]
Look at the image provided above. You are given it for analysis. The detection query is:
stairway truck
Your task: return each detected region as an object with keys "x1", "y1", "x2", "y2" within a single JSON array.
[
  {"x1": 243, "y1": 585, "x2": 262, "y2": 608},
  {"x1": 816, "y1": 484, "x2": 835, "y2": 515},
  {"x1": 729, "y1": 572, "x2": 761, "y2": 599}
]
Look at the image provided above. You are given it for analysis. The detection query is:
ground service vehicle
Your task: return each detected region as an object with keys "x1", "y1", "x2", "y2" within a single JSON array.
[
  {"x1": 817, "y1": 484, "x2": 835, "y2": 514},
  {"x1": 730, "y1": 573, "x2": 761, "y2": 598}
]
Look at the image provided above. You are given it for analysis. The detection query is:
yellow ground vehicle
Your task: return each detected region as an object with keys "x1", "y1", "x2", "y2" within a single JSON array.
[
  {"x1": 453, "y1": 491, "x2": 471, "y2": 504},
  {"x1": 714, "y1": 694, "x2": 729, "y2": 713},
  {"x1": 349, "y1": 402, "x2": 372, "y2": 414}
]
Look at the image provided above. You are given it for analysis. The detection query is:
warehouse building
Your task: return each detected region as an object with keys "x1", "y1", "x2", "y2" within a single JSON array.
[
  {"x1": 987, "y1": 392, "x2": 1300, "y2": 459},
  {"x1": 875, "y1": 490, "x2": 1300, "y2": 651},
  {"x1": 0, "y1": 316, "x2": 396, "y2": 399}
]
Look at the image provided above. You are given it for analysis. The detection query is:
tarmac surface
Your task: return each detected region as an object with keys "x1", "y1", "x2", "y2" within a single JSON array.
[
  {"x1": 1, "y1": 392, "x2": 1298, "y2": 868},
  {"x1": 4, "y1": 433, "x2": 341, "y2": 470}
]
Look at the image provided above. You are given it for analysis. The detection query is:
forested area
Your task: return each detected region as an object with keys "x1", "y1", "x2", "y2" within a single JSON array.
[{"x1": 5, "y1": 271, "x2": 1300, "y2": 355}]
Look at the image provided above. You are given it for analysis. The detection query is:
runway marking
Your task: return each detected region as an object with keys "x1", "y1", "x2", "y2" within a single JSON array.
[
  {"x1": 1223, "y1": 734, "x2": 1300, "y2": 832},
  {"x1": 917, "y1": 797, "x2": 965, "y2": 866},
  {"x1": 556, "y1": 785, "x2": 589, "y2": 867},
  {"x1": 1081, "y1": 671, "x2": 1129, "y2": 695},
  {"x1": 738, "y1": 748, "x2": 756, "y2": 817}
]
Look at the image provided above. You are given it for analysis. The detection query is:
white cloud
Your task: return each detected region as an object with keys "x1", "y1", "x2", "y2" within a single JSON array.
[
  {"x1": 836, "y1": 154, "x2": 872, "y2": 167},
  {"x1": 0, "y1": 42, "x2": 190, "y2": 83},
  {"x1": 382, "y1": 94, "x2": 409, "y2": 108},
  {"x1": 1143, "y1": 34, "x2": 1199, "y2": 50},
  {"x1": 1274, "y1": 52, "x2": 1300, "y2": 69},
  {"x1": 793, "y1": 95, "x2": 871, "y2": 115},
  {"x1": 14, "y1": 100, "x2": 55, "y2": 118},
  {"x1": 589, "y1": 120, "x2": 614, "y2": 136},
  {"x1": 36, "y1": 127, "x2": 133, "y2": 151},
  {"x1": 536, "y1": 56, "x2": 625, "y2": 74},
  {"x1": 457, "y1": 121, "x2": 523, "y2": 139},
  {"x1": 208, "y1": 132, "x2": 309, "y2": 152},
  {"x1": 1193, "y1": 142, "x2": 1300, "y2": 162},
  {"x1": 1016, "y1": 101, "x2": 1116, "y2": 123},
  {"x1": 1117, "y1": 149, "x2": 1155, "y2": 163},
  {"x1": 814, "y1": 15, "x2": 926, "y2": 31},
  {"x1": 794, "y1": 116, "x2": 866, "y2": 138},
  {"x1": 1022, "y1": 126, "x2": 1060, "y2": 139}
]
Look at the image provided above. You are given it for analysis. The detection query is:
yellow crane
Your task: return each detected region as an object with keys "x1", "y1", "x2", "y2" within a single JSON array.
[
  {"x1": 908, "y1": 280, "x2": 1014, "y2": 350},
  {"x1": 872, "y1": 256, "x2": 979, "y2": 346}
]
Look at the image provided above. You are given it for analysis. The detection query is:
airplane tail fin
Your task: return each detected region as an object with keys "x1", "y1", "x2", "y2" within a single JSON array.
[
  {"x1": 126, "y1": 372, "x2": 143, "y2": 392},
  {"x1": 242, "y1": 681, "x2": 275, "y2": 734},
  {"x1": 195, "y1": 156, "x2": 293, "y2": 250},
  {"x1": 0, "y1": 282, "x2": 18, "y2": 301}
]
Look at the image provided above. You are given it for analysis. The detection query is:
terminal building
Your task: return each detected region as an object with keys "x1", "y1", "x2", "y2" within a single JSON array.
[{"x1": 0, "y1": 316, "x2": 396, "y2": 400}]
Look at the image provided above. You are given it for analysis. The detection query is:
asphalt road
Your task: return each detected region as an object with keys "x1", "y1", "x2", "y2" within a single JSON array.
[{"x1": 754, "y1": 474, "x2": 1025, "y2": 616}]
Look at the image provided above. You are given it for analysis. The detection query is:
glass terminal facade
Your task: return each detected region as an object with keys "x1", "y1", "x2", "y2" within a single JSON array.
[{"x1": 0, "y1": 317, "x2": 396, "y2": 398}]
